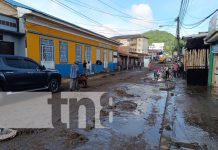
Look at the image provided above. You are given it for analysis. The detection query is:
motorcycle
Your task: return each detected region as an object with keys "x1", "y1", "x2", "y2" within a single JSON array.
[{"x1": 77, "y1": 74, "x2": 88, "y2": 89}]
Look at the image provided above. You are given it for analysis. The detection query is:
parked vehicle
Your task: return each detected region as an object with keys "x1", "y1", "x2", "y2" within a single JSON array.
[
  {"x1": 166, "y1": 58, "x2": 172, "y2": 63},
  {"x1": 159, "y1": 55, "x2": 165, "y2": 63},
  {"x1": 0, "y1": 55, "x2": 61, "y2": 93}
]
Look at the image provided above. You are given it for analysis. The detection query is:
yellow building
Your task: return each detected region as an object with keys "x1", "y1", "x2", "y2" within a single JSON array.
[{"x1": 0, "y1": 0, "x2": 120, "y2": 76}]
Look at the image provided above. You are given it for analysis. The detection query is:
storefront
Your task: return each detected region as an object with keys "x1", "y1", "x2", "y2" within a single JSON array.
[
  {"x1": 205, "y1": 11, "x2": 218, "y2": 87},
  {"x1": 183, "y1": 33, "x2": 210, "y2": 86}
]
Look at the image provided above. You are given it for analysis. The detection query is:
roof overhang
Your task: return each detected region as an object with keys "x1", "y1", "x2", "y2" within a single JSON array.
[
  {"x1": 26, "y1": 11, "x2": 120, "y2": 46},
  {"x1": 205, "y1": 31, "x2": 218, "y2": 43}
]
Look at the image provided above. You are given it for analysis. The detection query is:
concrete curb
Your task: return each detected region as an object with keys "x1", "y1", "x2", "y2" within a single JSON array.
[{"x1": 61, "y1": 70, "x2": 130, "y2": 84}]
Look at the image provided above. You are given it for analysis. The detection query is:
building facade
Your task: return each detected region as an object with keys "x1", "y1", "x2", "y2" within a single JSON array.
[
  {"x1": 148, "y1": 43, "x2": 165, "y2": 60},
  {"x1": 111, "y1": 34, "x2": 149, "y2": 55},
  {"x1": 0, "y1": 0, "x2": 120, "y2": 77},
  {"x1": 0, "y1": 3, "x2": 26, "y2": 56},
  {"x1": 205, "y1": 12, "x2": 218, "y2": 87},
  {"x1": 117, "y1": 46, "x2": 139, "y2": 70}
]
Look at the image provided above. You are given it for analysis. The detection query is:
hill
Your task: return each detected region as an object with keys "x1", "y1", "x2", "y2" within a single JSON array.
[{"x1": 143, "y1": 30, "x2": 176, "y2": 55}]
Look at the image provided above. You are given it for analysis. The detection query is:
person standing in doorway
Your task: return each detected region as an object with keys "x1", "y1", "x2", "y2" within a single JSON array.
[
  {"x1": 70, "y1": 62, "x2": 79, "y2": 91},
  {"x1": 83, "y1": 60, "x2": 87, "y2": 75},
  {"x1": 86, "y1": 61, "x2": 91, "y2": 75}
]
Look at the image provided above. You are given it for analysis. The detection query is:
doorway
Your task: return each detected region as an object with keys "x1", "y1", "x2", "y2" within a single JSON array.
[{"x1": 0, "y1": 41, "x2": 14, "y2": 55}]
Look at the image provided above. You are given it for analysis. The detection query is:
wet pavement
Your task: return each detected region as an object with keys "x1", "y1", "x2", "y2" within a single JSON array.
[
  {"x1": 0, "y1": 67, "x2": 218, "y2": 150},
  {"x1": 160, "y1": 79, "x2": 218, "y2": 150}
]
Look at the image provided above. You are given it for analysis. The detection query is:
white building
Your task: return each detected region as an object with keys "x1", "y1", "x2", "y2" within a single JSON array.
[
  {"x1": 111, "y1": 34, "x2": 149, "y2": 55},
  {"x1": 148, "y1": 43, "x2": 165, "y2": 59}
]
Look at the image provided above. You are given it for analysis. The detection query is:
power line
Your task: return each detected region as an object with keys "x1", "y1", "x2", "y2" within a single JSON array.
[
  {"x1": 65, "y1": 0, "x2": 170, "y2": 23},
  {"x1": 182, "y1": 9, "x2": 218, "y2": 29},
  {"x1": 51, "y1": 0, "x2": 158, "y2": 31},
  {"x1": 96, "y1": 0, "x2": 174, "y2": 23},
  {"x1": 178, "y1": 0, "x2": 189, "y2": 28},
  {"x1": 97, "y1": 0, "x2": 137, "y2": 19},
  {"x1": 62, "y1": 0, "x2": 175, "y2": 31},
  {"x1": 63, "y1": 0, "x2": 136, "y2": 19},
  {"x1": 50, "y1": 0, "x2": 122, "y2": 35}
]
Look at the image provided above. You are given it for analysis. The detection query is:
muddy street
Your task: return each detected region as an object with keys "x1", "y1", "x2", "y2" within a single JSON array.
[{"x1": 1, "y1": 68, "x2": 218, "y2": 150}]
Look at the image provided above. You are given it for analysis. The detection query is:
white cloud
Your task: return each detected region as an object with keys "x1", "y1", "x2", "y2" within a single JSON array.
[
  {"x1": 130, "y1": 4, "x2": 154, "y2": 28},
  {"x1": 80, "y1": 24, "x2": 119, "y2": 37}
]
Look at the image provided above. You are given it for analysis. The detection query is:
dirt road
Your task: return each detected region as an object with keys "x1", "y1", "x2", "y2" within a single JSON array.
[{"x1": 1, "y1": 66, "x2": 218, "y2": 150}]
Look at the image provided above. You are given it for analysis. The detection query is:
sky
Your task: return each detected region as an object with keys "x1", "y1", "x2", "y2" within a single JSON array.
[{"x1": 13, "y1": 0, "x2": 218, "y2": 38}]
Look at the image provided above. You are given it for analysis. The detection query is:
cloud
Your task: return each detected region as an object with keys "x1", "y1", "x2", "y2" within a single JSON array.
[{"x1": 130, "y1": 4, "x2": 154, "y2": 28}]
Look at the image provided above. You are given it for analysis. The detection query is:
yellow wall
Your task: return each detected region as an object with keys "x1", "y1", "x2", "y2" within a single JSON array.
[
  {"x1": 25, "y1": 21, "x2": 118, "y2": 64},
  {"x1": 54, "y1": 39, "x2": 59, "y2": 64},
  {"x1": 26, "y1": 33, "x2": 40, "y2": 62},
  {"x1": 92, "y1": 46, "x2": 96, "y2": 63},
  {"x1": 100, "y1": 48, "x2": 104, "y2": 62},
  {"x1": 68, "y1": 42, "x2": 76, "y2": 64}
]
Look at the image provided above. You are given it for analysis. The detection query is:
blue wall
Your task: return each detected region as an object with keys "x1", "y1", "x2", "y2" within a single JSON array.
[
  {"x1": 55, "y1": 64, "x2": 84, "y2": 77},
  {"x1": 55, "y1": 63, "x2": 117, "y2": 77}
]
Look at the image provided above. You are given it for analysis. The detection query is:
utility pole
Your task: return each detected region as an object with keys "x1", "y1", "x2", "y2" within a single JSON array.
[{"x1": 176, "y1": 17, "x2": 180, "y2": 57}]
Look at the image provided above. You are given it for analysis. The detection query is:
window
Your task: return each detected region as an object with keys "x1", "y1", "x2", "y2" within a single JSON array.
[
  {"x1": 76, "y1": 44, "x2": 82, "y2": 63},
  {"x1": 109, "y1": 50, "x2": 113, "y2": 62},
  {"x1": 24, "y1": 59, "x2": 39, "y2": 69},
  {"x1": 59, "y1": 41, "x2": 68, "y2": 63},
  {"x1": 2, "y1": 20, "x2": 5, "y2": 25},
  {"x1": 85, "y1": 45, "x2": 91, "y2": 62},
  {"x1": 5, "y1": 58, "x2": 24, "y2": 69},
  {"x1": 104, "y1": 49, "x2": 108, "y2": 61},
  {"x1": 96, "y1": 48, "x2": 101, "y2": 61},
  {"x1": 0, "y1": 20, "x2": 17, "y2": 27},
  {"x1": 40, "y1": 38, "x2": 54, "y2": 61}
]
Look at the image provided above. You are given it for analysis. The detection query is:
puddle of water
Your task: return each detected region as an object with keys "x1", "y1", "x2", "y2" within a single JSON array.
[
  {"x1": 110, "y1": 117, "x2": 145, "y2": 136},
  {"x1": 74, "y1": 83, "x2": 168, "y2": 149},
  {"x1": 165, "y1": 85, "x2": 218, "y2": 149}
]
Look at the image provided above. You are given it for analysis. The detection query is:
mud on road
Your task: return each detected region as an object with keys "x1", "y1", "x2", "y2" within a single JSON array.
[
  {"x1": 1, "y1": 68, "x2": 218, "y2": 150},
  {"x1": 0, "y1": 69, "x2": 169, "y2": 149}
]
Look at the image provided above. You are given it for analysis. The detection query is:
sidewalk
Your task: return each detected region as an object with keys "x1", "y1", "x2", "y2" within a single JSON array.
[
  {"x1": 159, "y1": 79, "x2": 218, "y2": 149},
  {"x1": 61, "y1": 68, "x2": 147, "y2": 85}
]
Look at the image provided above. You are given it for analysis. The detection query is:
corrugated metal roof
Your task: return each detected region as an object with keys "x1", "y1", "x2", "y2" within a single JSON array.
[
  {"x1": 4, "y1": 0, "x2": 120, "y2": 45},
  {"x1": 182, "y1": 32, "x2": 208, "y2": 40}
]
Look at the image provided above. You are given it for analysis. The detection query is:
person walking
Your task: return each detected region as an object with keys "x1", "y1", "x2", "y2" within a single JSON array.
[
  {"x1": 70, "y1": 62, "x2": 79, "y2": 91},
  {"x1": 173, "y1": 62, "x2": 179, "y2": 78},
  {"x1": 165, "y1": 66, "x2": 170, "y2": 80}
]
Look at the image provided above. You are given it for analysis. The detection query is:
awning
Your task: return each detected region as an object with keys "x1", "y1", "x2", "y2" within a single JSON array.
[
  {"x1": 205, "y1": 32, "x2": 218, "y2": 43},
  {"x1": 118, "y1": 53, "x2": 139, "y2": 58}
]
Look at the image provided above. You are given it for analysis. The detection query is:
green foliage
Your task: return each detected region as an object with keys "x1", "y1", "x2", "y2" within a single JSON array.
[{"x1": 143, "y1": 30, "x2": 177, "y2": 55}]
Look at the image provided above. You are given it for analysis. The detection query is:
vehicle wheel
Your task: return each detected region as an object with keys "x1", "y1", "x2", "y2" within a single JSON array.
[
  {"x1": 83, "y1": 80, "x2": 88, "y2": 88},
  {"x1": 48, "y1": 78, "x2": 60, "y2": 93}
]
